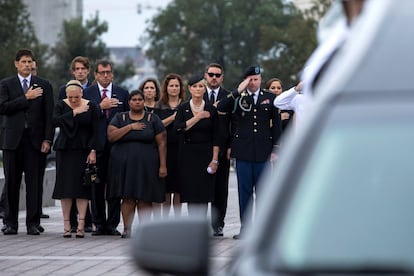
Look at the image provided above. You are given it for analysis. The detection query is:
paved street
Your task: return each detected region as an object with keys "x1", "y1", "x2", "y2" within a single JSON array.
[{"x1": 0, "y1": 171, "x2": 242, "y2": 275}]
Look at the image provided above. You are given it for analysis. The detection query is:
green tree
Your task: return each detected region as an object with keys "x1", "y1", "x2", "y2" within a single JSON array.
[
  {"x1": 47, "y1": 13, "x2": 135, "y2": 95},
  {"x1": 305, "y1": 0, "x2": 334, "y2": 21},
  {"x1": 0, "y1": 0, "x2": 47, "y2": 79},
  {"x1": 47, "y1": 14, "x2": 109, "y2": 92},
  {"x1": 144, "y1": 0, "x2": 317, "y2": 89}
]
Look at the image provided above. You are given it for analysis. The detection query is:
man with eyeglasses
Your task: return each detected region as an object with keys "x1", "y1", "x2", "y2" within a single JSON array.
[
  {"x1": 203, "y1": 63, "x2": 232, "y2": 237},
  {"x1": 83, "y1": 59, "x2": 129, "y2": 236},
  {"x1": 218, "y1": 66, "x2": 282, "y2": 239}
]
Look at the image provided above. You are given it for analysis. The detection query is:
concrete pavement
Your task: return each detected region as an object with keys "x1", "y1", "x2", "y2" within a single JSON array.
[{"x1": 0, "y1": 171, "x2": 242, "y2": 275}]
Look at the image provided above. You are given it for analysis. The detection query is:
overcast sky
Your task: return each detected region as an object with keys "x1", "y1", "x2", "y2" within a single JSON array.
[{"x1": 83, "y1": 0, "x2": 171, "y2": 47}]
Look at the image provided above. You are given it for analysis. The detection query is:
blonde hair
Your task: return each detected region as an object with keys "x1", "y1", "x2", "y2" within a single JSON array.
[{"x1": 65, "y1": 79, "x2": 83, "y2": 93}]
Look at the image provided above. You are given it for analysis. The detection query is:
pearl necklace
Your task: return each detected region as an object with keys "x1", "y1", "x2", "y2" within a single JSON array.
[{"x1": 190, "y1": 99, "x2": 205, "y2": 113}]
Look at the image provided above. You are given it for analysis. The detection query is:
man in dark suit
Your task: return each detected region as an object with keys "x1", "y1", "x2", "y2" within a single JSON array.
[
  {"x1": 217, "y1": 66, "x2": 282, "y2": 239},
  {"x1": 203, "y1": 63, "x2": 232, "y2": 237},
  {"x1": 83, "y1": 59, "x2": 129, "y2": 235},
  {"x1": 58, "y1": 56, "x2": 92, "y2": 100},
  {"x1": 0, "y1": 49, "x2": 54, "y2": 235},
  {"x1": 1, "y1": 60, "x2": 47, "y2": 233},
  {"x1": 57, "y1": 56, "x2": 94, "y2": 233}
]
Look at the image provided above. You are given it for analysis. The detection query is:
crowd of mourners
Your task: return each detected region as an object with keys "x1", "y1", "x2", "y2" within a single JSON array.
[{"x1": 0, "y1": 49, "x2": 294, "y2": 239}]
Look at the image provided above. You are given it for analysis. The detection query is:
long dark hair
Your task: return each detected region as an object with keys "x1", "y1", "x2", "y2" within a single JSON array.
[{"x1": 159, "y1": 73, "x2": 186, "y2": 105}]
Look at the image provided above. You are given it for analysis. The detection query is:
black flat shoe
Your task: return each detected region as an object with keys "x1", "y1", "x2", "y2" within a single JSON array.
[
  {"x1": 37, "y1": 225, "x2": 45, "y2": 233},
  {"x1": 27, "y1": 226, "x2": 40, "y2": 235},
  {"x1": 107, "y1": 228, "x2": 121, "y2": 236},
  {"x1": 40, "y1": 213, "x2": 50, "y2": 219},
  {"x1": 91, "y1": 228, "x2": 105, "y2": 236},
  {"x1": 213, "y1": 226, "x2": 224, "y2": 237},
  {"x1": 84, "y1": 226, "x2": 93, "y2": 233},
  {"x1": 3, "y1": 226, "x2": 17, "y2": 235}
]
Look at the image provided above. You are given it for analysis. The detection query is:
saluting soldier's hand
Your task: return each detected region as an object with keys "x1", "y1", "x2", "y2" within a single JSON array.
[{"x1": 237, "y1": 77, "x2": 250, "y2": 93}]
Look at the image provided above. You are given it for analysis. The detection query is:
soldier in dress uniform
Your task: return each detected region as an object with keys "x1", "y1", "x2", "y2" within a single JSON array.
[{"x1": 217, "y1": 66, "x2": 282, "y2": 239}]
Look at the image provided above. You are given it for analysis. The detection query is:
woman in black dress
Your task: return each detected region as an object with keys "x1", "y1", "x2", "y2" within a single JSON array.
[
  {"x1": 52, "y1": 80, "x2": 98, "y2": 238},
  {"x1": 174, "y1": 74, "x2": 219, "y2": 216},
  {"x1": 107, "y1": 90, "x2": 167, "y2": 238},
  {"x1": 154, "y1": 73, "x2": 186, "y2": 217},
  {"x1": 265, "y1": 78, "x2": 294, "y2": 131}
]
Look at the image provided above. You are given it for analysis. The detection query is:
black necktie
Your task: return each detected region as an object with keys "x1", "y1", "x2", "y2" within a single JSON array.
[
  {"x1": 251, "y1": 93, "x2": 256, "y2": 105},
  {"x1": 209, "y1": 90, "x2": 215, "y2": 104},
  {"x1": 22, "y1": 79, "x2": 29, "y2": 93}
]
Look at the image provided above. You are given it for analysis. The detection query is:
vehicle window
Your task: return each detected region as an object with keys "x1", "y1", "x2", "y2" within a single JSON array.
[{"x1": 272, "y1": 101, "x2": 414, "y2": 271}]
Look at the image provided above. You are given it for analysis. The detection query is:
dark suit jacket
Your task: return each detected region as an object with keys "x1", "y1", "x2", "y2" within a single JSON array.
[
  {"x1": 203, "y1": 87, "x2": 232, "y2": 158},
  {"x1": 0, "y1": 75, "x2": 54, "y2": 150},
  {"x1": 58, "y1": 80, "x2": 92, "y2": 100},
  {"x1": 83, "y1": 83, "x2": 129, "y2": 151},
  {"x1": 217, "y1": 89, "x2": 281, "y2": 162}
]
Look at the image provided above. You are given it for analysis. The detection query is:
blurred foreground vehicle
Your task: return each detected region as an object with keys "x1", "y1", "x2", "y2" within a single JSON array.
[{"x1": 132, "y1": 1, "x2": 414, "y2": 274}]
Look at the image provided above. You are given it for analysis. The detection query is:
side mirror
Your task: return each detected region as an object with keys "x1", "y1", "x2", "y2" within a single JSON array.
[{"x1": 132, "y1": 216, "x2": 210, "y2": 275}]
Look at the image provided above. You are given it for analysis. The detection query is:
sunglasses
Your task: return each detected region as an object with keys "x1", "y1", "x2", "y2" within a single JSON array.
[{"x1": 207, "y1": 72, "x2": 222, "y2": 78}]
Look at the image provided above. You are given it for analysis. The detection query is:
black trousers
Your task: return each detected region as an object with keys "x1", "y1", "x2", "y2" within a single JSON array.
[
  {"x1": 0, "y1": 186, "x2": 6, "y2": 214},
  {"x1": 90, "y1": 149, "x2": 120, "y2": 230},
  {"x1": 211, "y1": 155, "x2": 230, "y2": 229},
  {"x1": 2, "y1": 155, "x2": 47, "y2": 225},
  {"x1": 3, "y1": 130, "x2": 45, "y2": 229}
]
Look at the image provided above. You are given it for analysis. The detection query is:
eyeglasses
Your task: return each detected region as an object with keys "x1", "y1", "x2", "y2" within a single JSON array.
[
  {"x1": 207, "y1": 72, "x2": 222, "y2": 78},
  {"x1": 97, "y1": 70, "x2": 112, "y2": 75}
]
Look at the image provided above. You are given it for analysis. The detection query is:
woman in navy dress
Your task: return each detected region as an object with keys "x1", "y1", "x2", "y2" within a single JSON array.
[{"x1": 107, "y1": 90, "x2": 167, "y2": 238}]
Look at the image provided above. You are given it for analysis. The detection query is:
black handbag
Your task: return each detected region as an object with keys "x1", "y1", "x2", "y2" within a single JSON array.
[{"x1": 83, "y1": 164, "x2": 100, "y2": 186}]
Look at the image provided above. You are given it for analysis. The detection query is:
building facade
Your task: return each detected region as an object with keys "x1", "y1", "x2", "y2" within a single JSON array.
[{"x1": 23, "y1": 0, "x2": 83, "y2": 47}]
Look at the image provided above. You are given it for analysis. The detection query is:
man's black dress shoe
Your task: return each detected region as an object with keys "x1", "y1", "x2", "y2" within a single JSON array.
[
  {"x1": 27, "y1": 226, "x2": 40, "y2": 235},
  {"x1": 107, "y1": 228, "x2": 121, "y2": 236},
  {"x1": 91, "y1": 228, "x2": 106, "y2": 236},
  {"x1": 213, "y1": 226, "x2": 224, "y2": 237},
  {"x1": 85, "y1": 225, "x2": 93, "y2": 233},
  {"x1": 0, "y1": 211, "x2": 5, "y2": 219},
  {"x1": 3, "y1": 226, "x2": 18, "y2": 235},
  {"x1": 37, "y1": 225, "x2": 45, "y2": 233},
  {"x1": 40, "y1": 213, "x2": 50, "y2": 219},
  {"x1": 1, "y1": 225, "x2": 6, "y2": 232}
]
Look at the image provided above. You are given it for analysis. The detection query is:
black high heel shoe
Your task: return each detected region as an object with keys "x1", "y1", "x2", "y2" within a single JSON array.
[
  {"x1": 76, "y1": 218, "x2": 85, "y2": 238},
  {"x1": 121, "y1": 228, "x2": 130, "y2": 239},
  {"x1": 63, "y1": 220, "x2": 72, "y2": 238},
  {"x1": 75, "y1": 228, "x2": 85, "y2": 238}
]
